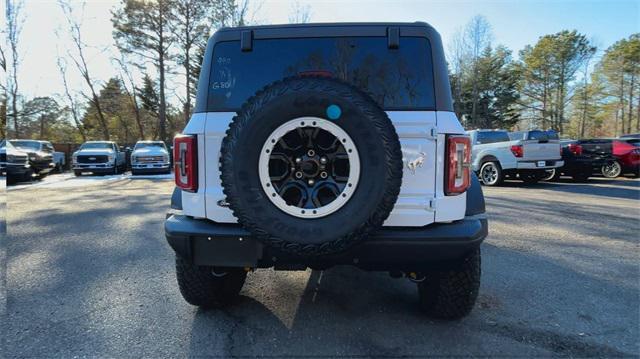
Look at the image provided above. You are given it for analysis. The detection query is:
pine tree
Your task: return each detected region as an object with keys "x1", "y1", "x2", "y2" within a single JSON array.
[{"x1": 112, "y1": 0, "x2": 174, "y2": 143}]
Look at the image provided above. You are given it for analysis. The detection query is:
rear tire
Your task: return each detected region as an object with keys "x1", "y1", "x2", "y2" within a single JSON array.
[
  {"x1": 175, "y1": 255, "x2": 247, "y2": 308},
  {"x1": 479, "y1": 161, "x2": 503, "y2": 186},
  {"x1": 418, "y1": 248, "x2": 481, "y2": 320},
  {"x1": 602, "y1": 161, "x2": 622, "y2": 178}
]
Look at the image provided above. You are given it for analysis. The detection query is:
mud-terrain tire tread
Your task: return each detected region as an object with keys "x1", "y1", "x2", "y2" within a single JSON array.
[
  {"x1": 175, "y1": 255, "x2": 246, "y2": 308},
  {"x1": 219, "y1": 76, "x2": 403, "y2": 256},
  {"x1": 418, "y1": 248, "x2": 481, "y2": 320}
]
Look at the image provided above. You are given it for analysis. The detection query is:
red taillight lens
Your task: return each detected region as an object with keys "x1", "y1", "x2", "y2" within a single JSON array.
[
  {"x1": 568, "y1": 143, "x2": 582, "y2": 156},
  {"x1": 445, "y1": 135, "x2": 471, "y2": 196},
  {"x1": 173, "y1": 134, "x2": 198, "y2": 192},
  {"x1": 510, "y1": 144, "x2": 523, "y2": 158}
]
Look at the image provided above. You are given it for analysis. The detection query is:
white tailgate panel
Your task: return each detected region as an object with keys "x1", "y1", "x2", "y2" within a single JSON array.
[
  {"x1": 203, "y1": 111, "x2": 439, "y2": 226},
  {"x1": 383, "y1": 111, "x2": 436, "y2": 227}
]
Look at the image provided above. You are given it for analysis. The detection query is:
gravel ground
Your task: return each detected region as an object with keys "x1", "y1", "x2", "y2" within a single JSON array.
[{"x1": 3, "y1": 175, "x2": 639, "y2": 357}]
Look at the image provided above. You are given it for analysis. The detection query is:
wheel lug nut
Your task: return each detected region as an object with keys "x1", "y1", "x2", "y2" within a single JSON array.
[
  {"x1": 295, "y1": 158, "x2": 302, "y2": 163},
  {"x1": 295, "y1": 171, "x2": 303, "y2": 179},
  {"x1": 308, "y1": 179, "x2": 315, "y2": 186},
  {"x1": 320, "y1": 157, "x2": 327, "y2": 164},
  {"x1": 320, "y1": 172, "x2": 328, "y2": 179},
  {"x1": 307, "y1": 149, "x2": 315, "y2": 157}
]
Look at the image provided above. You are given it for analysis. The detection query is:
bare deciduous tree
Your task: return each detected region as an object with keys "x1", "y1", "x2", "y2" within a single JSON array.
[
  {"x1": 113, "y1": 56, "x2": 145, "y2": 139},
  {"x1": 59, "y1": 0, "x2": 111, "y2": 140},
  {"x1": 288, "y1": 1, "x2": 311, "y2": 24},
  {"x1": 6, "y1": 0, "x2": 24, "y2": 137},
  {"x1": 171, "y1": 0, "x2": 215, "y2": 125},
  {"x1": 56, "y1": 57, "x2": 87, "y2": 141},
  {"x1": 464, "y1": 16, "x2": 492, "y2": 125}
]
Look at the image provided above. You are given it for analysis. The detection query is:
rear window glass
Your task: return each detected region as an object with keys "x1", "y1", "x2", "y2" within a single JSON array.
[
  {"x1": 545, "y1": 130, "x2": 559, "y2": 140},
  {"x1": 527, "y1": 130, "x2": 549, "y2": 141},
  {"x1": 623, "y1": 138, "x2": 640, "y2": 146},
  {"x1": 476, "y1": 131, "x2": 510, "y2": 144},
  {"x1": 208, "y1": 37, "x2": 435, "y2": 111}
]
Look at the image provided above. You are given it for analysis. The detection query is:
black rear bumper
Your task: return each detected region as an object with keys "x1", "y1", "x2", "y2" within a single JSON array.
[{"x1": 165, "y1": 213, "x2": 488, "y2": 271}]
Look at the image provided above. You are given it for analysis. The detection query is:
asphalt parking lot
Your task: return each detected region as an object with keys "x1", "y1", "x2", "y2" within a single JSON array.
[{"x1": 3, "y1": 174, "x2": 639, "y2": 357}]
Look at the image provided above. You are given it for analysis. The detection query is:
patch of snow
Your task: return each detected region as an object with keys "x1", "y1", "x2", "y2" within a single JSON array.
[{"x1": 8, "y1": 171, "x2": 172, "y2": 191}]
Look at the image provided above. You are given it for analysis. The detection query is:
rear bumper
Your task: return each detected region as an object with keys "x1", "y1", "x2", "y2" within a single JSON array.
[
  {"x1": 165, "y1": 213, "x2": 488, "y2": 271},
  {"x1": 516, "y1": 160, "x2": 563, "y2": 169},
  {"x1": 73, "y1": 163, "x2": 115, "y2": 173},
  {"x1": 31, "y1": 161, "x2": 55, "y2": 175},
  {"x1": 131, "y1": 163, "x2": 170, "y2": 173},
  {"x1": 1, "y1": 163, "x2": 31, "y2": 177},
  {"x1": 561, "y1": 157, "x2": 612, "y2": 173}
]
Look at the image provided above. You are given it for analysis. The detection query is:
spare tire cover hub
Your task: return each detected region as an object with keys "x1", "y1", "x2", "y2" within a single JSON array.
[{"x1": 258, "y1": 117, "x2": 360, "y2": 219}]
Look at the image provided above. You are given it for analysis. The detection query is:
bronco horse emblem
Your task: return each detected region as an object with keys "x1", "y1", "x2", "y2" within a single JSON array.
[{"x1": 407, "y1": 152, "x2": 426, "y2": 174}]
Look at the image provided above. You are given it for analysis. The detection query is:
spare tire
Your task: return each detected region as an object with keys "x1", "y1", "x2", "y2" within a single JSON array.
[{"x1": 220, "y1": 77, "x2": 402, "y2": 256}]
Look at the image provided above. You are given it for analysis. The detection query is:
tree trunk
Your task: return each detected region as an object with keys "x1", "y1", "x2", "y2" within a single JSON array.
[
  {"x1": 636, "y1": 92, "x2": 640, "y2": 132},
  {"x1": 40, "y1": 115, "x2": 45, "y2": 139},
  {"x1": 92, "y1": 91, "x2": 110, "y2": 140},
  {"x1": 618, "y1": 74, "x2": 625, "y2": 136},
  {"x1": 541, "y1": 84, "x2": 547, "y2": 130},
  {"x1": 557, "y1": 72, "x2": 566, "y2": 134},
  {"x1": 627, "y1": 72, "x2": 634, "y2": 135},
  {"x1": 158, "y1": 17, "x2": 167, "y2": 143},
  {"x1": 580, "y1": 87, "x2": 587, "y2": 138},
  {"x1": 11, "y1": 91, "x2": 19, "y2": 137},
  {"x1": 184, "y1": 47, "x2": 191, "y2": 125},
  {"x1": 184, "y1": 7, "x2": 192, "y2": 125}
]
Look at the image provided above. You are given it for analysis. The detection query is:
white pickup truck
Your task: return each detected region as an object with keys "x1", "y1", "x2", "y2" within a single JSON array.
[
  {"x1": 72, "y1": 141, "x2": 127, "y2": 176},
  {"x1": 467, "y1": 129, "x2": 563, "y2": 185},
  {"x1": 130, "y1": 140, "x2": 171, "y2": 175}
]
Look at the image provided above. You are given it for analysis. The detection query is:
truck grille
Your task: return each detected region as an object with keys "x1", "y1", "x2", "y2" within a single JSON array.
[
  {"x1": 77, "y1": 155, "x2": 109, "y2": 163},
  {"x1": 135, "y1": 156, "x2": 165, "y2": 162},
  {"x1": 1, "y1": 154, "x2": 27, "y2": 163}
]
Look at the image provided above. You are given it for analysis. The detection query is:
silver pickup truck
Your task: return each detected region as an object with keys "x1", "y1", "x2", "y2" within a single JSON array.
[{"x1": 466, "y1": 129, "x2": 563, "y2": 185}]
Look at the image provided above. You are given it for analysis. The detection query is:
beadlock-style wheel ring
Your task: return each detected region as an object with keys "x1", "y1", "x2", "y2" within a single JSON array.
[{"x1": 258, "y1": 117, "x2": 360, "y2": 219}]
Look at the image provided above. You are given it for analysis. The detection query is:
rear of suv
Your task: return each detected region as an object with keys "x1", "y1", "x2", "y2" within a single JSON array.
[
  {"x1": 579, "y1": 138, "x2": 640, "y2": 178},
  {"x1": 165, "y1": 22, "x2": 488, "y2": 319}
]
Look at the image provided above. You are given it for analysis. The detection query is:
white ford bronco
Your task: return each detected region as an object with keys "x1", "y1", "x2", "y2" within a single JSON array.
[{"x1": 165, "y1": 22, "x2": 488, "y2": 319}]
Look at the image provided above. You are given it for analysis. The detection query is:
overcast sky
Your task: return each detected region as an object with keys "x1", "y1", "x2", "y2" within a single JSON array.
[{"x1": 11, "y1": 0, "x2": 640, "y2": 104}]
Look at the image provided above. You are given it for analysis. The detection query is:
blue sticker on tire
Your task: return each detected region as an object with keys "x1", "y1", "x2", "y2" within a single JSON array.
[{"x1": 326, "y1": 104, "x2": 341, "y2": 120}]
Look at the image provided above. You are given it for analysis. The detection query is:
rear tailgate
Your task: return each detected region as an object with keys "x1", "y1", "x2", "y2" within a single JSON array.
[{"x1": 522, "y1": 140, "x2": 561, "y2": 161}]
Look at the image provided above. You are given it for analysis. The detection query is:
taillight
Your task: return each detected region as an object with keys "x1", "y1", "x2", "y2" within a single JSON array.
[
  {"x1": 510, "y1": 144, "x2": 523, "y2": 158},
  {"x1": 445, "y1": 135, "x2": 471, "y2": 196},
  {"x1": 173, "y1": 134, "x2": 198, "y2": 192},
  {"x1": 568, "y1": 143, "x2": 582, "y2": 156}
]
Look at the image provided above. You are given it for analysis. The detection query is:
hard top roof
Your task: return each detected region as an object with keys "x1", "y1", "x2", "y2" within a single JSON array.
[
  {"x1": 217, "y1": 21, "x2": 435, "y2": 32},
  {"x1": 195, "y1": 21, "x2": 453, "y2": 113}
]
